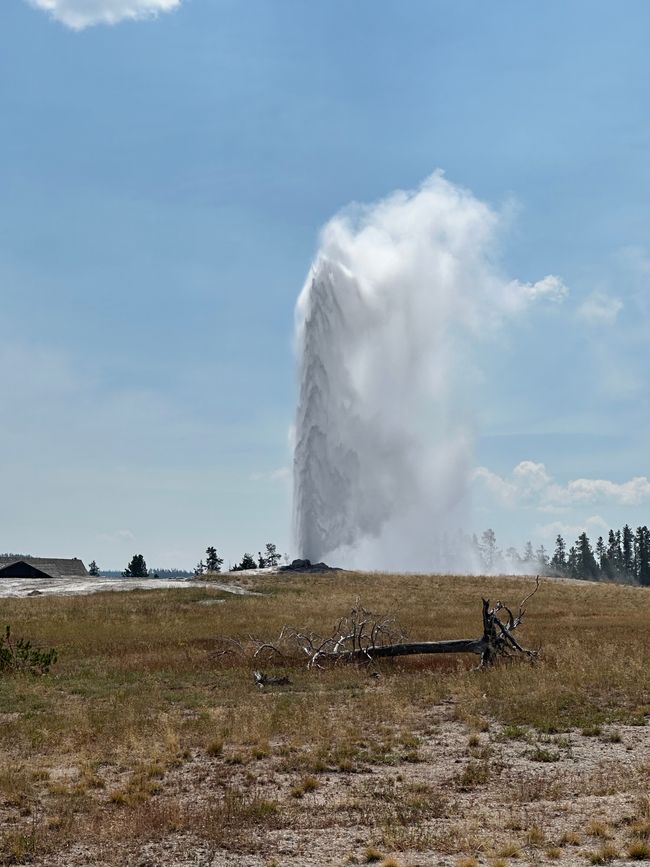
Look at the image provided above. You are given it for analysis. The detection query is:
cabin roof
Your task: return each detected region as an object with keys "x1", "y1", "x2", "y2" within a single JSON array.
[{"x1": 0, "y1": 556, "x2": 88, "y2": 579}]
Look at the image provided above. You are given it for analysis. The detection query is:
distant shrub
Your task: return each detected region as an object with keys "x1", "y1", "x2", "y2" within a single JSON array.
[{"x1": 0, "y1": 625, "x2": 57, "y2": 675}]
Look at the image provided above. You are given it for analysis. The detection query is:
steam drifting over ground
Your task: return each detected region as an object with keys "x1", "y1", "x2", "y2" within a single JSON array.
[{"x1": 293, "y1": 172, "x2": 567, "y2": 571}]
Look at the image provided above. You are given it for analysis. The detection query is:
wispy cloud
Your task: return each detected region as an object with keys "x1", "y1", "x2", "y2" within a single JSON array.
[
  {"x1": 26, "y1": 0, "x2": 181, "y2": 30},
  {"x1": 250, "y1": 466, "x2": 291, "y2": 483},
  {"x1": 473, "y1": 461, "x2": 650, "y2": 508},
  {"x1": 97, "y1": 529, "x2": 135, "y2": 544},
  {"x1": 577, "y1": 291, "x2": 623, "y2": 325}
]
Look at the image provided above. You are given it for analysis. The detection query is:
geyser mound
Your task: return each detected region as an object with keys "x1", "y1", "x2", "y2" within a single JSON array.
[{"x1": 292, "y1": 172, "x2": 566, "y2": 571}]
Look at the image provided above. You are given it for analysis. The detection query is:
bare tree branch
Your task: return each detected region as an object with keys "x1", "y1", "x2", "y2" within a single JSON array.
[{"x1": 221, "y1": 580, "x2": 540, "y2": 672}]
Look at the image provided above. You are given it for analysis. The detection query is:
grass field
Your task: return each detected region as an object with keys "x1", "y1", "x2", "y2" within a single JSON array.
[{"x1": 2, "y1": 571, "x2": 650, "y2": 866}]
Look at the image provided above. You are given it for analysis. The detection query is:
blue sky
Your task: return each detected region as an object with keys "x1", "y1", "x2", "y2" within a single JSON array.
[{"x1": 1, "y1": 0, "x2": 649, "y2": 569}]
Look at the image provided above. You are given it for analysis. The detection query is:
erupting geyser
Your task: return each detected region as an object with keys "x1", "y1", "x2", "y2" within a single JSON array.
[{"x1": 292, "y1": 172, "x2": 566, "y2": 571}]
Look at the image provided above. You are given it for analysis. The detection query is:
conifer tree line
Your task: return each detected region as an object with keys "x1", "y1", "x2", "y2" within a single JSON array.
[
  {"x1": 92, "y1": 543, "x2": 285, "y2": 579},
  {"x1": 475, "y1": 524, "x2": 650, "y2": 584},
  {"x1": 228, "y1": 543, "x2": 283, "y2": 572},
  {"x1": 194, "y1": 542, "x2": 283, "y2": 574}
]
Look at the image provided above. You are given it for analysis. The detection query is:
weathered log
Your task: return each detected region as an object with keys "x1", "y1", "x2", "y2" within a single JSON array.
[
  {"x1": 334, "y1": 637, "x2": 488, "y2": 661},
  {"x1": 242, "y1": 578, "x2": 540, "y2": 670},
  {"x1": 317, "y1": 583, "x2": 539, "y2": 668}
]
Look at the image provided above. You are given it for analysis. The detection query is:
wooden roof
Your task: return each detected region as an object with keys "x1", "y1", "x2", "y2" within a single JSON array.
[{"x1": 0, "y1": 556, "x2": 88, "y2": 579}]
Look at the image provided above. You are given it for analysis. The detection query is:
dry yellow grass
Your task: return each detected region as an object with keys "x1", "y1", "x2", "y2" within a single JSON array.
[
  {"x1": 1, "y1": 570, "x2": 650, "y2": 864},
  {"x1": 585, "y1": 819, "x2": 613, "y2": 839},
  {"x1": 629, "y1": 840, "x2": 650, "y2": 860},
  {"x1": 496, "y1": 841, "x2": 522, "y2": 858},
  {"x1": 560, "y1": 831, "x2": 582, "y2": 846},
  {"x1": 588, "y1": 842, "x2": 619, "y2": 863}
]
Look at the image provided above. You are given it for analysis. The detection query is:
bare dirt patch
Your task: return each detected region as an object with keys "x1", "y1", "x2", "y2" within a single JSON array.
[{"x1": 9, "y1": 711, "x2": 650, "y2": 866}]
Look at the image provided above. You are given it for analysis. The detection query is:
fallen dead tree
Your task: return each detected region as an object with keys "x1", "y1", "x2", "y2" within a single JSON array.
[{"x1": 215, "y1": 577, "x2": 540, "y2": 672}]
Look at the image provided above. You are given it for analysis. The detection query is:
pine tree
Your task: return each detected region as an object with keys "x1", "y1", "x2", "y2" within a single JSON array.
[
  {"x1": 575, "y1": 532, "x2": 598, "y2": 579},
  {"x1": 615, "y1": 529, "x2": 623, "y2": 564},
  {"x1": 88, "y1": 560, "x2": 100, "y2": 577},
  {"x1": 605, "y1": 529, "x2": 620, "y2": 578},
  {"x1": 205, "y1": 546, "x2": 223, "y2": 573},
  {"x1": 122, "y1": 554, "x2": 148, "y2": 578},
  {"x1": 622, "y1": 525, "x2": 635, "y2": 579},
  {"x1": 635, "y1": 526, "x2": 650, "y2": 586},
  {"x1": 480, "y1": 529, "x2": 499, "y2": 571},
  {"x1": 567, "y1": 545, "x2": 579, "y2": 578},
  {"x1": 263, "y1": 542, "x2": 282, "y2": 567},
  {"x1": 535, "y1": 544, "x2": 549, "y2": 571},
  {"x1": 551, "y1": 535, "x2": 567, "y2": 575},
  {"x1": 522, "y1": 540, "x2": 534, "y2": 563},
  {"x1": 505, "y1": 547, "x2": 521, "y2": 571},
  {"x1": 194, "y1": 560, "x2": 206, "y2": 576},
  {"x1": 595, "y1": 536, "x2": 606, "y2": 576},
  {"x1": 231, "y1": 553, "x2": 257, "y2": 571}
]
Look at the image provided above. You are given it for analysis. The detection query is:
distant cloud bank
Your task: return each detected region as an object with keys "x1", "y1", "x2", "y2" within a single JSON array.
[
  {"x1": 27, "y1": 0, "x2": 181, "y2": 29},
  {"x1": 474, "y1": 461, "x2": 650, "y2": 508}
]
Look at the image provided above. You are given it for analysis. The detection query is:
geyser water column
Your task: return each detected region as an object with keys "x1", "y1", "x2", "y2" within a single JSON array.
[
  {"x1": 293, "y1": 260, "x2": 365, "y2": 561},
  {"x1": 292, "y1": 172, "x2": 567, "y2": 570}
]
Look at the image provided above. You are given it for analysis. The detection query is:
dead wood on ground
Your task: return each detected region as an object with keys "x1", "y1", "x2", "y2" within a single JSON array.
[{"x1": 216, "y1": 577, "x2": 540, "y2": 672}]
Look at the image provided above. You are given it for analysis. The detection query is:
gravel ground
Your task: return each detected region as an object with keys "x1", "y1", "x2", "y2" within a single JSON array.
[{"x1": 13, "y1": 704, "x2": 650, "y2": 867}]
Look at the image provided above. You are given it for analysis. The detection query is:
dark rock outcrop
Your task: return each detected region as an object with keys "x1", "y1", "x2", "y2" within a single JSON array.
[{"x1": 279, "y1": 558, "x2": 340, "y2": 573}]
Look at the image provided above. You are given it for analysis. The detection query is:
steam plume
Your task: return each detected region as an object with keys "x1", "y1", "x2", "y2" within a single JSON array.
[{"x1": 293, "y1": 172, "x2": 565, "y2": 570}]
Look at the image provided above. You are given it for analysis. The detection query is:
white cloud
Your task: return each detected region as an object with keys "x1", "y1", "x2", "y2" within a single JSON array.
[
  {"x1": 517, "y1": 275, "x2": 569, "y2": 304},
  {"x1": 473, "y1": 461, "x2": 650, "y2": 508},
  {"x1": 577, "y1": 291, "x2": 623, "y2": 325},
  {"x1": 498, "y1": 274, "x2": 568, "y2": 316},
  {"x1": 472, "y1": 461, "x2": 556, "y2": 508},
  {"x1": 535, "y1": 515, "x2": 609, "y2": 543},
  {"x1": 564, "y1": 476, "x2": 650, "y2": 505},
  {"x1": 471, "y1": 466, "x2": 517, "y2": 506},
  {"x1": 512, "y1": 460, "x2": 554, "y2": 494},
  {"x1": 27, "y1": 0, "x2": 181, "y2": 29}
]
